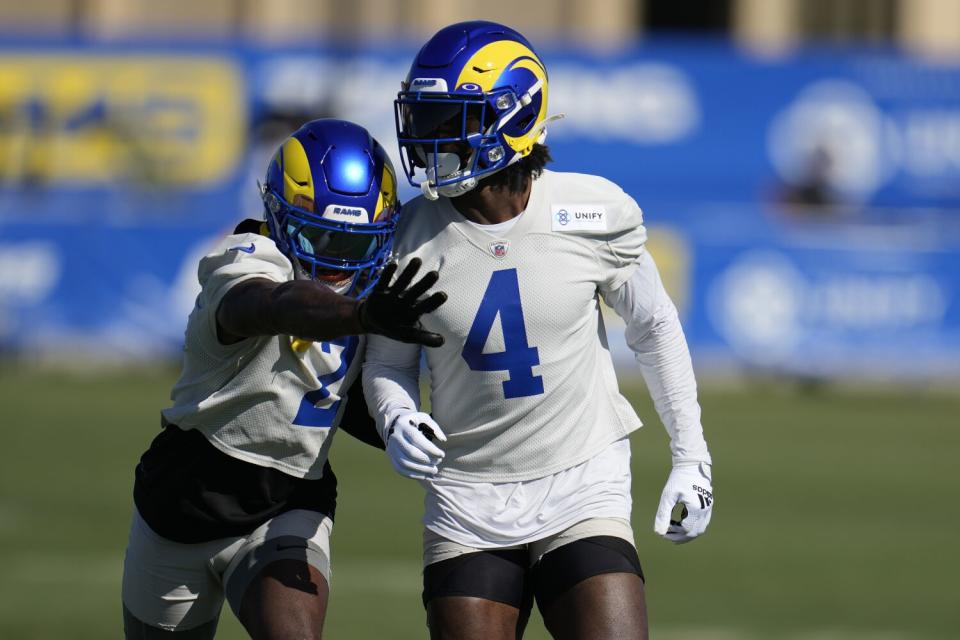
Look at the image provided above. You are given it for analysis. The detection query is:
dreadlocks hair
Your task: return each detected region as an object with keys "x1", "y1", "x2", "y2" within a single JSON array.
[{"x1": 480, "y1": 144, "x2": 552, "y2": 194}]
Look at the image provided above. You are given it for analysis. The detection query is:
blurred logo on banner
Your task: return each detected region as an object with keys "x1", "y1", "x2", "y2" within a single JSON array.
[
  {"x1": 768, "y1": 80, "x2": 896, "y2": 201},
  {"x1": 0, "y1": 242, "x2": 59, "y2": 304},
  {"x1": 0, "y1": 55, "x2": 245, "y2": 187},
  {"x1": 769, "y1": 78, "x2": 960, "y2": 203},
  {"x1": 550, "y1": 62, "x2": 700, "y2": 144},
  {"x1": 707, "y1": 248, "x2": 952, "y2": 372}
]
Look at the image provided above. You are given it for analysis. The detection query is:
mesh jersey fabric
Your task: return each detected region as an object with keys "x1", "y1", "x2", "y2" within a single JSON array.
[
  {"x1": 161, "y1": 231, "x2": 364, "y2": 480},
  {"x1": 365, "y1": 170, "x2": 647, "y2": 482}
]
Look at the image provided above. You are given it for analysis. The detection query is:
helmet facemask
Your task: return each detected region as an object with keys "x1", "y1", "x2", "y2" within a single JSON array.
[
  {"x1": 260, "y1": 120, "x2": 401, "y2": 299},
  {"x1": 395, "y1": 84, "x2": 540, "y2": 200},
  {"x1": 262, "y1": 185, "x2": 397, "y2": 297}
]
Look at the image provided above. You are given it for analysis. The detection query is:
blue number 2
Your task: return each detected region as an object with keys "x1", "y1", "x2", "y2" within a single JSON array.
[
  {"x1": 461, "y1": 269, "x2": 544, "y2": 399},
  {"x1": 292, "y1": 336, "x2": 359, "y2": 427}
]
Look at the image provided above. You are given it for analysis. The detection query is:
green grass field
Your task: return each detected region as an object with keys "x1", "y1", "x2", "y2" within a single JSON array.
[{"x1": 1, "y1": 364, "x2": 957, "y2": 639}]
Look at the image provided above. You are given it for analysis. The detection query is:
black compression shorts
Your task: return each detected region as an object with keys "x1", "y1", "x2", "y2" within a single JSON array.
[{"x1": 422, "y1": 535, "x2": 644, "y2": 614}]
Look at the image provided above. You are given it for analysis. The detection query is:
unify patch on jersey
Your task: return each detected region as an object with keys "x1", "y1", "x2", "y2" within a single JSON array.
[{"x1": 551, "y1": 205, "x2": 608, "y2": 231}]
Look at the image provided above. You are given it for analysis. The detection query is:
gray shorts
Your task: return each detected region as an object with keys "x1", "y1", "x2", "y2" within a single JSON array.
[{"x1": 121, "y1": 507, "x2": 333, "y2": 632}]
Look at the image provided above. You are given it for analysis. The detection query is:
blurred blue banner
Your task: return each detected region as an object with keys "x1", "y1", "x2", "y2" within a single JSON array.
[
  {"x1": 683, "y1": 220, "x2": 960, "y2": 378},
  {"x1": 1, "y1": 39, "x2": 959, "y2": 377}
]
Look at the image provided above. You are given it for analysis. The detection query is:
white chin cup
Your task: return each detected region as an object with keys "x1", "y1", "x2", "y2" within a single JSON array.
[
  {"x1": 421, "y1": 180, "x2": 440, "y2": 200},
  {"x1": 330, "y1": 279, "x2": 353, "y2": 295},
  {"x1": 423, "y1": 151, "x2": 478, "y2": 199}
]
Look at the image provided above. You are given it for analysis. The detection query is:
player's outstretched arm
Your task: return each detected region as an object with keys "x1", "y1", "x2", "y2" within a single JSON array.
[
  {"x1": 603, "y1": 251, "x2": 714, "y2": 544},
  {"x1": 216, "y1": 259, "x2": 447, "y2": 347},
  {"x1": 217, "y1": 277, "x2": 361, "y2": 344}
]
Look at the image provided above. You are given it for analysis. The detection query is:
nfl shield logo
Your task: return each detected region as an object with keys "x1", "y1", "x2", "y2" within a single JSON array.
[{"x1": 489, "y1": 240, "x2": 509, "y2": 258}]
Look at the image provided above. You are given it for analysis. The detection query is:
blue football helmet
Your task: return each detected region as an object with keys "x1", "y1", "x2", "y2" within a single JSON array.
[
  {"x1": 394, "y1": 21, "x2": 556, "y2": 200},
  {"x1": 261, "y1": 119, "x2": 399, "y2": 297}
]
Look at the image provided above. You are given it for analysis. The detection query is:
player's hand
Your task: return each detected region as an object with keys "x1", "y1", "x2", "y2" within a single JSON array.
[
  {"x1": 359, "y1": 259, "x2": 447, "y2": 347},
  {"x1": 385, "y1": 411, "x2": 447, "y2": 480},
  {"x1": 654, "y1": 461, "x2": 713, "y2": 544}
]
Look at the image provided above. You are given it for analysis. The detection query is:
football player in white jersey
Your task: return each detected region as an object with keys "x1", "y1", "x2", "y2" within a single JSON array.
[
  {"x1": 363, "y1": 22, "x2": 714, "y2": 639},
  {"x1": 121, "y1": 119, "x2": 447, "y2": 639}
]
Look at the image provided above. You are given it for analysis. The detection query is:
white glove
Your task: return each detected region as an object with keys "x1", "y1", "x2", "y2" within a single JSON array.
[
  {"x1": 654, "y1": 461, "x2": 713, "y2": 544},
  {"x1": 384, "y1": 411, "x2": 447, "y2": 480}
]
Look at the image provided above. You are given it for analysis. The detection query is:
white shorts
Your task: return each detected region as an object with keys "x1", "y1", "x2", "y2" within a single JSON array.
[
  {"x1": 121, "y1": 507, "x2": 333, "y2": 632},
  {"x1": 422, "y1": 437, "x2": 634, "y2": 550},
  {"x1": 424, "y1": 516, "x2": 635, "y2": 567}
]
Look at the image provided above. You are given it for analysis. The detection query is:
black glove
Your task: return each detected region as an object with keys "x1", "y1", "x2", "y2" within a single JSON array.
[{"x1": 358, "y1": 259, "x2": 447, "y2": 347}]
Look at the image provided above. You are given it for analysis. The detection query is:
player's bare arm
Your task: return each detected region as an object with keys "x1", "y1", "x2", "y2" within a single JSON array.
[
  {"x1": 217, "y1": 258, "x2": 447, "y2": 347},
  {"x1": 217, "y1": 277, "x2": 360, "y2": 344}
]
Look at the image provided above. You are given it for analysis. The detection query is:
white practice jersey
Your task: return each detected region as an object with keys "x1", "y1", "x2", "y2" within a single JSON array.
[
  {"x1": 161, "y1": 231, "x2": 363, "y2": 480},
  {"x1": 366, "y1": 170, "x2": 647, "y2": 482}
]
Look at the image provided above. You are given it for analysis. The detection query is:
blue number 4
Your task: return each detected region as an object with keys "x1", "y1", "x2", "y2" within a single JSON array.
[{"x1": 461, "y1": 269, "x2": 544, "y2": 399}]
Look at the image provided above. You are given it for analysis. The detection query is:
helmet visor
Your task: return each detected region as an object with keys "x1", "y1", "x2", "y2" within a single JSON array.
[
  {"x1": 289, "y1": 221, "x2": 380, "y2": 265},
  {"x1": 406, "y1": 101, "x2": 462, "y2": 139},
  {"x1": 400, "y1": 96, "x2": 490, "y2": 140}
]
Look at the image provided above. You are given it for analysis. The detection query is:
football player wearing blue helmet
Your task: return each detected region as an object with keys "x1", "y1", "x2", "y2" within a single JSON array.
[
  {"x1": 394, "y1": 20, "x2": 559, "y2": 201},
  {"x1": 121, "y1": 120, "x2": 447, "y2": 639},
  {"x1": 368, "y1": 22, "x2": 714, "y2": 640}
]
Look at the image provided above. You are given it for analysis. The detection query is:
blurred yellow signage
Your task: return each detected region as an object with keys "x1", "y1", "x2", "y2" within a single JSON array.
[
  {"x1": 0, "y1": 55, "x2": 245, "y2": 186},
  {"x1": 646, "y1": 226, "x2": 690, "y2": 314},
  {"x1": 598, "y1": 225, "x2": 691, "y2": 324}
]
